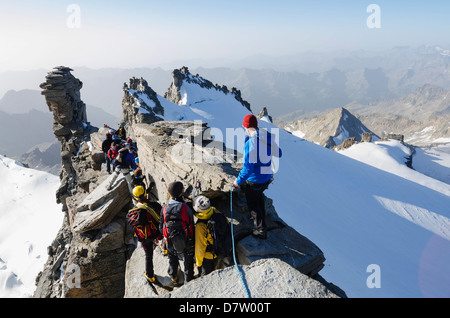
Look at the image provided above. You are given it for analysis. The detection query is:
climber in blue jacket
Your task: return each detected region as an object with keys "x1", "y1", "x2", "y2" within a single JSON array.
[{"x1": 233, "y1": 114, "x2": 282, "y2": 239}]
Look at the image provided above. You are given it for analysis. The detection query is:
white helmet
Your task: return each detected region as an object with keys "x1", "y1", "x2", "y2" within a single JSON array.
[{"x1": 193, "y1": 195, "x2": 211, "y2": 212}]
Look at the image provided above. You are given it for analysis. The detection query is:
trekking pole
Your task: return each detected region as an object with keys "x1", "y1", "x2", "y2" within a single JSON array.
[{"x1": 230, "y1": 184, "x2": 251, "y2": 298}]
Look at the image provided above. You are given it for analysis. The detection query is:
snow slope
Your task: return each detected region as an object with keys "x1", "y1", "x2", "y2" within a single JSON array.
[
  {"x1": 267, "y1": 131, "x2": 450, "y2": 298},
  {"x1": 151, "y1": 76, "x2": 450, "y2": 298},
  {"x1": 0, "y1": 155, "x2": 63, "y2": 298},
  {"x1": 413, "y1": 144, "x2": 450, "y2": 185}
]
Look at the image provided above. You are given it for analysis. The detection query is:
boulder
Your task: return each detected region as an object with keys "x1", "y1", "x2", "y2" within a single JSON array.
[
  {"x1": 72, "y1": 177, "x2": 131, "y2": 233},
  {"x1": 125, "y1": 246, "x2": 339, "y2": 298},
  {"x1": 62, "y1": 220, "x2": 128, "y2": 298}
]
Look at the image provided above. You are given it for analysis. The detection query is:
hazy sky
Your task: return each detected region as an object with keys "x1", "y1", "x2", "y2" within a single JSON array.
[{"x1": 0, "y1": 0, "x2": 449, "y2": 71}]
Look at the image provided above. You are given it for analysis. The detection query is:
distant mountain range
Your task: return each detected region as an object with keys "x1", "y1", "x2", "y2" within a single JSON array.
[
  {"x1": 1, "y1": 44, "x2": 450, "y2": 120},
  {"x1": 347, "y1": 84, "x2": 450, "y2": 146},
  {"x1": 1, "y1": 44, "x2": 450, "y2": 171},
  {"x1": 279, "y1": 84, "x2": 450, "y2": 148}
]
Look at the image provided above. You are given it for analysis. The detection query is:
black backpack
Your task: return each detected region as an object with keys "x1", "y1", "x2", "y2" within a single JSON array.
[
  {"x1": 162, "y1": 202, "x2": 194, "y2": 255},
  {"x1": 206, "y1": 212, "x2": 233, "y2": 258},
  {"x1": 117, "y1": 148, "x2": 129, "y2": 164}
]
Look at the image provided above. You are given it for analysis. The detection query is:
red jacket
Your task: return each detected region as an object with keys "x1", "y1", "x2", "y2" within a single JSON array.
[{"x1": 108, "y1": 148, "x2": 118, "y2": 159}]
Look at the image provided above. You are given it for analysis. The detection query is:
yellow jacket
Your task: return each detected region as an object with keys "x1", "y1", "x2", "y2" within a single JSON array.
[{"x1": 195, "y1": 207, "x2": 219, "y2": 267}]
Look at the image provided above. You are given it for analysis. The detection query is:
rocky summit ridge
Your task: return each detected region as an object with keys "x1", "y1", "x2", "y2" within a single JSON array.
[{"x1": 33, "y1": 66, "x2": 346, "y2": 298}]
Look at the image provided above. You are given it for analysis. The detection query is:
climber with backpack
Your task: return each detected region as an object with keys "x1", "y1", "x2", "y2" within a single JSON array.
[
  {"x1": 193, "y1": 195, "x2": 233, "y2": 276},
  {"x1": 106, "y1": 146, "x2": 137, "y2": 194},
  {"x1": 127, "y1": 185, "x2": 163, "y2": 284},
  {"x1": 232, "y1": 114, "x2": 282, "y2": 239},
  {"x1": 160, "y1": 181, "x2": 195, "y2": 287},
  {"x1": 102, "y1": 131, "x2": 113, "y2": 174}
]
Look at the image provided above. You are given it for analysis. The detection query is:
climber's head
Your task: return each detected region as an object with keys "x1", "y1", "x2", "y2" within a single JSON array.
[
  {"x1": 132, "y1": 185, "x2": 146, "y2": 201},
  {"x1": 242, "y1": 114, "x2": 258, "y2": 129},
  {"x1": 167, "y1": 181, "x2": 184, "y2": 199},
  {"x1": 193, "y1": 195, "x2": 213, "y2": 219}
]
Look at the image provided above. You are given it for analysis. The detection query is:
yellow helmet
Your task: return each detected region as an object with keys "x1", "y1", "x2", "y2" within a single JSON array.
[{"x1": 132, "y1": 186, "x2": 146, "y2": 200}]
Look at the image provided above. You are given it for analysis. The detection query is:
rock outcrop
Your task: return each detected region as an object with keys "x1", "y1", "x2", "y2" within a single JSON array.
[
  {"x1": 122, "y1": 77, "x2": 164, "y2": 125},
  {"x1": 125, "y1": 247, "x2": 342, "y2": 298},
  {"x1": 35, "y1": 66, "x2": 345, "y2": 299},
  {"x1": 34, "y1": 67, "x2": 132, "y2": 298},
  {"x1": 39, "y1": 66, "x2": 97, "y2": 211},
  {"x1": 257, "y1": 107, "x2": 273, "y2": 123},
  {"x1": 164, "y1": 66, "x2": 252, "y2": 112}
]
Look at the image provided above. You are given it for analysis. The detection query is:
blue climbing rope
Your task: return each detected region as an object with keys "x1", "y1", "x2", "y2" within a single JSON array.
[{"x1": 230, "y1": 184, "x2": 252, "y2": 298}]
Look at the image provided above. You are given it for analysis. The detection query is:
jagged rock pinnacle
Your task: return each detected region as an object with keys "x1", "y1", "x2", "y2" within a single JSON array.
[
  {"x1": 122, "y1": 77, "x2": 164, "y2": 125},
  {"x1": 164, "y1": 66, "x2": 252, "y2": 112}
]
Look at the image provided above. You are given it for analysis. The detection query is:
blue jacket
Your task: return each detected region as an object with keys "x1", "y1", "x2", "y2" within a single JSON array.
[
  {"x1": 117, "y1": 152, "x2": 138, "y2": 170},
  {"x1": 236, "y1": 129, "x2": 282, "y2": 185}
]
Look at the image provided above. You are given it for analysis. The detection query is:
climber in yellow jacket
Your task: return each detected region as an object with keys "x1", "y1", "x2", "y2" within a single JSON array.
[{"x1": 193, "y1": 195, "x2": 218, "y2": 276}]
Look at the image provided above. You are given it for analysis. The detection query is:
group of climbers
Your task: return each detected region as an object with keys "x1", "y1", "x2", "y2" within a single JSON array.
[
  {"x1": 126, "y1": 180, "x2": 233, "y2": 287},
  {"x1": 118, "y1": 114, "x2": 282, "y2": 288},
  {"x1": 101, "y1": 124, "x2": 139, "y2": 193}
]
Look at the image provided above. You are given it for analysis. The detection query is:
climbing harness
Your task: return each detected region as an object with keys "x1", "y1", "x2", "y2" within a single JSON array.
[{"x1": 230, "y1": 184, "x2": 252, "y2": 298}]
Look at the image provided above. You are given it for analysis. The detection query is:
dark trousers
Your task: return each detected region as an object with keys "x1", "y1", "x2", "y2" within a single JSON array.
[
  {"x1": 104, "y1": 153, "x2": 111, "y2": 172},
  {"x1": 167, "y1": 240, "x2": 195, "y2": 284},
  {"x1": 245, "y1": 180, "x2": 270, "y2": 233},
  {"x1": 141, "y1": 239, "x2": 154, "y2": 277},
  {"x1": 201, "y1": 258, "x2": 216, "y2": 276}
]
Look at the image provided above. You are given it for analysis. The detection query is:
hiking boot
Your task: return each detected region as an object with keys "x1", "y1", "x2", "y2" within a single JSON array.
[
  {"x1": 166, "y1": 276, "x2": 182, "y2": 288},
  {"x1": 144, "y1": 272, "x2": 156, "y2": 283}
]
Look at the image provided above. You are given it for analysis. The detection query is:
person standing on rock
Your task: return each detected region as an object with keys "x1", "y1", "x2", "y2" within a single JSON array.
[
  {"x1": 232, "y1": 114, "x2": 282, "y2": 239},
  {"x1": 193, "y1": 195, "x2": 217, "y2": 276},
  {"x1": 127, "y1": 185, "x2": 163, "y2": 283},
  {"x1": 106, "y1": 147, "x2": 137, "y2": 194},
  {"x1": 160, "y1": 181, "x2": 195, "y2": 286},
  {"x1": 102, "y1": 131, "x2": 113, "y2": 174},
  {"x1": 193, "y1": 195, "x2": 233, "y2": 276}
]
